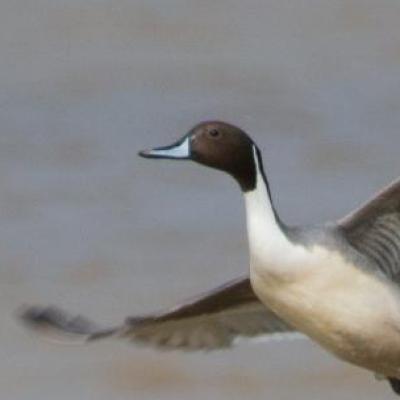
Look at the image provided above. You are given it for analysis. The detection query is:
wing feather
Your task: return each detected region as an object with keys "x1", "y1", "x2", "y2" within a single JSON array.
[
  {"x1": 338, "y1": 178, "x2": 400, "y2": 281},
  {"x1": 20, "y1": 276, "x2": 295, "y2": 351}
]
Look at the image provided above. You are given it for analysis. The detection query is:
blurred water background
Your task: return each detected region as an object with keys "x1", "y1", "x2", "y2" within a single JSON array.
[{"x1": 1, "y1": 1, "x2": 400, "y2": 399}]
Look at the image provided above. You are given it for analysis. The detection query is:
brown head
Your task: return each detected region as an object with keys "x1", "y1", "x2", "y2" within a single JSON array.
[{"x1": 139, "y1": 121, "x2": 262, "y2": 192}]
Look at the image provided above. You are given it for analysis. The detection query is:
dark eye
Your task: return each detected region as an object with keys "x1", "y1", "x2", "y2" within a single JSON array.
[{"x1": 209, "y1": 129, "x2": 220, "y2": 138}]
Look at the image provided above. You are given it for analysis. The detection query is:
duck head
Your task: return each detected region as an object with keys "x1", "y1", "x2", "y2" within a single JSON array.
[{"x1": 139, "y1": 121, "x2": 261, "y2": 192}]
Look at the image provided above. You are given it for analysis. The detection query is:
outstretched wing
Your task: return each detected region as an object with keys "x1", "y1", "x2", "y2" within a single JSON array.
[
  {"x1": 338, "y1": 177, "x2": 400, "y2": 282},
  {"x1": 21, "y1": 276, "x2": 296, "y2": 351}
]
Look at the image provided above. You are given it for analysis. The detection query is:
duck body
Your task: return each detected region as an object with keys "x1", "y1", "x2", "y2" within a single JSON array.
[
  {"x1": 244, "y1": 153, "x2": 400, "y2": 377},
  {"x1": 249, "y1": 234, "x2": 400, "y2": 377}
]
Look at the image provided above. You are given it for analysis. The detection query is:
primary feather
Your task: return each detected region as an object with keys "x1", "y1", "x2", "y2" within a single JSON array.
[{"x1": 21, "y1": 276, "x2": 296, "y2": 351}]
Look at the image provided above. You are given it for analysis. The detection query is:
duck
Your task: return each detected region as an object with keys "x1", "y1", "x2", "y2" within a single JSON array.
[{"x1": 21, "y1": 121, "x2": 400, "y2": 396}]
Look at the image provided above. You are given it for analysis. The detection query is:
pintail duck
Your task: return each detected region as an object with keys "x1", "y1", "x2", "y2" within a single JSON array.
[{"x1": 22, "y1": 121, "x2": 400, "y2": 395}]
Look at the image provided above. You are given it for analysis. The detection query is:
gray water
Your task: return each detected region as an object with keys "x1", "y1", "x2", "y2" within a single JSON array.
[{"x1": 1, "y1": 1, "x2": 400, "y2": 399}]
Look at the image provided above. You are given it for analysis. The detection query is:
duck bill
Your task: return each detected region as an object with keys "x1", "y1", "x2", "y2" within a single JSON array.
[{"x1": 139, "y1": 136, "x2": 191, "y2": 160}]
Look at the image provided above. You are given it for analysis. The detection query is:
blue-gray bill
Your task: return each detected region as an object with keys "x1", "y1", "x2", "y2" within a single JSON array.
[{"x1": 139, "y1": 135, "x2": 190, "y2": 160}]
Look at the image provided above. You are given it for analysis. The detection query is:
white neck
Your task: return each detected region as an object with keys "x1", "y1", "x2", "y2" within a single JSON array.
[{"x1": 244, "y1": 147, "x2": 293, "y2": 266}]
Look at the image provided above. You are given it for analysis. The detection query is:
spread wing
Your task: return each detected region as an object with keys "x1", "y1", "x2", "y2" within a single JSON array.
[
  {"x1": 20, "y1": 276, "x2": 296, "y2": 351},
  {"x1": 338, "y1": 177, "x2": 400, "y2": 282}
]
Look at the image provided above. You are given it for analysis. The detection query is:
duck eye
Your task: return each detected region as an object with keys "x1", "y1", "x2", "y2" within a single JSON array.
[{"x1": 209, "y1": 129, "x2": 220, "y2": 138}]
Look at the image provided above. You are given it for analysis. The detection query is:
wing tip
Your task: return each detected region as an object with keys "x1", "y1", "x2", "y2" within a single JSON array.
[
  {"x1": 17, "y1": 305, "x2": 113, "y2": 340},
  {"x1": 19, "y1": 304, "x2": 121, "y2": 344},
  {"x1": 18, "y1": 305, "x2": 60, "y2": 330}
]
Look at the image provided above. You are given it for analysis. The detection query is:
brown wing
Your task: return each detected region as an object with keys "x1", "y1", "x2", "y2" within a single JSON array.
[
  {"x1": 338, "y1": 177, "x2": 400, "y2": 281},
  {"x1": 20, "y1": 276, "x2": 295, "y2": 351}
]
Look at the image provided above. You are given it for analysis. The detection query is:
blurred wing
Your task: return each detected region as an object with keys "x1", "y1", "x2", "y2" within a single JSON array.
[
  {"x1": 21, "y1": 276, "x2": 296, "y2": 351},
  {"x1": 338, "y1": 178, "x2": 400, "y2": 282}
]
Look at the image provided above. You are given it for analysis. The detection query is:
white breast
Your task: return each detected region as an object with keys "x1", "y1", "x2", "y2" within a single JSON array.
[{"x1": 250, "y1": 244, "x2": 400, "y2": 374}]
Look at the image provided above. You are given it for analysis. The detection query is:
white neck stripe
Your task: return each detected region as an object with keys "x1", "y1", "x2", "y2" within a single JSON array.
[
  {"x1": 252, "y1": 145, "x2": 260, "y2": 189},
  {"x1": 244, "y1": 146, "x2": 290, "y2": 264}
]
